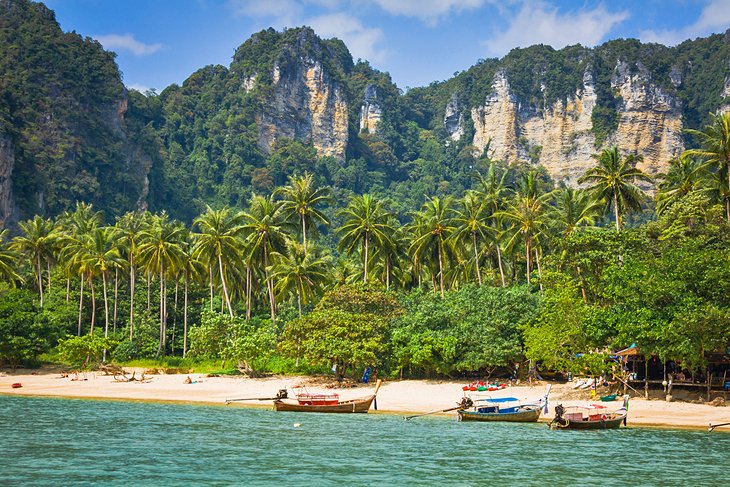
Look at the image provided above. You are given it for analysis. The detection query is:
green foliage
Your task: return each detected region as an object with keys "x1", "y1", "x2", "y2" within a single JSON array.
[
  {"x1": 0, "y1": 289, "x2": 57, "y2": 366},
  {"x1": 57, "y1": 333, "x2": 116, "y2": 369}
]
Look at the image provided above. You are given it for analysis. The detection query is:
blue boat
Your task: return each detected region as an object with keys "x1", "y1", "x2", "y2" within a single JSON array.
[{"x1": 457, "y1": 385, "x2": 551, "y2": 422}]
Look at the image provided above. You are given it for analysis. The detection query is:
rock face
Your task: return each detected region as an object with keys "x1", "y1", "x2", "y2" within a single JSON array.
[
  {"x1": 444, "y1": 94, "x2": 464, "y2": 142},
  {"x1": 0, "y1": 132, "x2": 15, "y2": 227},
  {"x1": 257, "y1": 39, "x2": 349, "y2": 160},
  {"x1": 359, "y1": 84, "x2": 382, "y2": 134},
  {"x1": 462, "y1": 63, "x2": 684, "y2": 184}
]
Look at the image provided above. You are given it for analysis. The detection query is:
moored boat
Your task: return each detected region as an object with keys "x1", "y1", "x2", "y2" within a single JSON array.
[
  {"x1": 273, "y1": 379, "x2": 382, "y2": 414},
  {"x1": 457, "y1": 385, "x2": 551, "y2": 422},
  {"x1": 548, "y1": 395, "x2": 629, "y2": 430}
]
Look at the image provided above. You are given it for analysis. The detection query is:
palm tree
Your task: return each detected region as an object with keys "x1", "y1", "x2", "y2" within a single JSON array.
[
  {"x1": 497, "y1": 172, "x2": 549, "y2": 284},
  {"x1": 242, "y1": 195, "x2": 287, "y2": 323},
  {"x1": 450, "y1": 191, "x2": 488, "y2": 285},
  {"x1": 409, "y1": 196, "x2": 455, "y2": 298},
  {"x1": 656, "y1": 155, "x2": 712, "y2": 214},
  {"x1": 83, "y1": 227, "x2": 124, "y2": 360},
  {"x1": 117, "y1": 211, "x2": 147, "y2": 340},
  {"x1": 578, "y1": 146, "x2": 652, "y2": 231},
  {"x1": 0, "y1": 230, "x2": 22, "y2": 285},
  {"x1": 548, "y1": 187, "x2": 603, "y2": 237},
  {"x1": 12, "y1": 216, "x2": 57, "y2": 306},
  {"x1": 270, "y1": 241, "x2": 331, "y2": 317},
  {"x1": 137, "y1": 213, "x2": 186, "y2": 356},
  {"x1": 337, "y1": 194, "x2": 394, "y2": 284},
  {"x1": 684, "y1": 111, "x2": 730, "y2": 222},
  {"x1": 275, "y1": 173, "x2": 330, "y2": 250},
  {"x1": 477, "y1": 165, "x2": 511, "y2": 286},
  {"x1": 178, "y1": 232, "x2": 204, "y2": 357},
  {"x1": 193, "y1": 206, "x2": 245, "y2": 318}
]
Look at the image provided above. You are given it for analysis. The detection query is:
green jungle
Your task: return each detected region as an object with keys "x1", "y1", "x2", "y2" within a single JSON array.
[{"x1": 1, "y1": 0, "x2": 729, "y2": 379}]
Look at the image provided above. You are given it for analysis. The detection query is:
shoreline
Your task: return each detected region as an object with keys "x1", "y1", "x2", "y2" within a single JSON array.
[{"x1": 2, "y1": 371, "x2": 729, "y2": 432}]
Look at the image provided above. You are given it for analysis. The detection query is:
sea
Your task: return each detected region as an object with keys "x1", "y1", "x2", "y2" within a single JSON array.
[{"x1": 1, "y1": 395, "x2": 728, "y2": 486}]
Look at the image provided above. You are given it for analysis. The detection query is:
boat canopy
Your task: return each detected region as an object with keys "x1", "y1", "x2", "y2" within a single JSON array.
[{"x1": 473, "y1": 397, "x2": 519, "y2": 403}]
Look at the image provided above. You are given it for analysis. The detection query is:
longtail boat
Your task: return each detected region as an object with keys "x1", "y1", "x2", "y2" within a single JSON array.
[
  {"x1": 273, "y1": 379, "x2": 382, "y2": 414},
  {"x1": 457, "y1": 385, "x2": 551, "y2": 422},
  {"x1": 548, "y1": 395, "x2": 629, "y2": 430}
]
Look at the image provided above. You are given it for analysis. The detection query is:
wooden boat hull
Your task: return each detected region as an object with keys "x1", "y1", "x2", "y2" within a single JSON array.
[
  {"x1": 457, "y1": 407, "x2": 542, "y2": 422},
  {"x1": 273, "y1": 395, "x2": 375, "y2": 413},
  {"x1": 550, "y1": 414, "x2": 626, "y2": 430}
]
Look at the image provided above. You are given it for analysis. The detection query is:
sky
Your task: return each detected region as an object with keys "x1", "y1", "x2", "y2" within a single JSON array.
[{"x1": 44, "y1": 0, "x2": 730, "y2": 93}]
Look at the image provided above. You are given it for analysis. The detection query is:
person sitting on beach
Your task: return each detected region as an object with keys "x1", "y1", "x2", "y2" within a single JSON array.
[{"x1": 184, "y1": 376, "x2": 193, "y2": 384}]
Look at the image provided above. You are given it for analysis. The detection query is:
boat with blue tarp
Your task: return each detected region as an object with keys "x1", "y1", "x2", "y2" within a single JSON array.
[{"x1": 457, "y1": 385, "x2": 551, "y2": 422}]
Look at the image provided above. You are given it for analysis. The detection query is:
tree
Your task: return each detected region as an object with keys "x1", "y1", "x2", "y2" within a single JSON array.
[
  {"x1": 450, "y1": 191, "x2": 488, "y2": 285},
  {"x1": 242, "y1": 195, "x2": 287, "y2": 323},
  {"x1": 0, "y1": 230, "x2": 22, "y2": 285},
  {"x1": 12, "y1": 216, "x2": 57, "y2": 306},
  {"x1": 656, "y1": 155, "x2": 712, "y2": 215},
  {"x1": 337, "y1": 194, "x2": 394, "y2": 284},
  {"x1": 275, "y1": 172, "x2": 330, "y2": 250},
  {"x1": 409, "y1": 196, "x2": 455, "y2": 298},
  {"x1": 193, "y1": 206, "x2": 245, "y2": 318},
  {"x1": 578, "y1": 146, "x2": 652, "y2": 231},
  {"x1": 117, "y1": 211, "x2": 147, "y2": 340},
  {"x1": 137, "y1": 213, "x2": 185, "y2": 356},
  {"x1": 269, "y1": 241, "x2": 331, "y2": 317},
  {"x1": 684, "y1": 112, "x2": 730, "y2": 222}
]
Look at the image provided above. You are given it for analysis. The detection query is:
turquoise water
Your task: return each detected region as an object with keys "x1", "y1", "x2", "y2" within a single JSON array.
[{"x1": 1, "y1": 396, "x2": 728, "y2": 486}]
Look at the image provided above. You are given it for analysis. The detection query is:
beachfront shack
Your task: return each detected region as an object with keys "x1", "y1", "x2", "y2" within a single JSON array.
[{"x1": 616, "y1": 344, "x2": 730, "y2": 401}]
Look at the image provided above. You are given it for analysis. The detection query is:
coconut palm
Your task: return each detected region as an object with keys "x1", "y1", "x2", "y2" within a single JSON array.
[
  {"x1": 12, "y1": 216, "x2": 57, "y2": 306},
  {"x1": 83, "y1": 227, "x2": 124, "y2": 360},
  {"x1": 548, "y1": 187, "x2": 603, "y2": 238},
  {"x1": 137, "y1": 213, "x2": 186, "y2": 356},
  {"x1": 275, "y1": 172, "x2": 330, "y2": 250},
  {"x1": 337, "y1": 194, "x2": 394, "y2": 284},
  {"x1": 656, "y1": 155, "x2": 713, "y2": 215},
  {"x1": 578, "y1": 146, "x2": 652, "y2": 231},
  {"x1": 0, "y1": 230, "x2": 22, "y2": 285},
  {"x1": 242, "y1": 195, "x2": 287, "y2": 323},
  {"x1": 117, "y1": 211, "x2": 148, "y2": 340},
  {"x1": 684, "y1": 112, "x2": 730, "y2": 222},
  {"x1": 192, "y1": 206, "x2": 245, "y2": 318},
  {"x1": 450, "y1": 191, "x2": 488, "y2": 285},
  {"x1": 477, "y1": 165, "x2": 511, "y2": 286},
  {"x1": 409, "y1": 196, "x2": 455, "y2": 299},
  {"x1": 270, "y1": 241, "x2": 331, "y2": 317}
]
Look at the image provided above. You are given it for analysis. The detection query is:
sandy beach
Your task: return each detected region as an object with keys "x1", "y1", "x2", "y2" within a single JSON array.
[{"x1": 1, "y1": 369, "x2": 728, "y2": 431}]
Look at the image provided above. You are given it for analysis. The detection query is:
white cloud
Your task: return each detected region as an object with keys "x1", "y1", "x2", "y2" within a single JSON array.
[
  {"x1": 483, "y1": 2, "x2": 629, "y2": 57},
  {"x1": 373, "y1": 0, "x2": 489, "y2": 25},
  {"x1": 640, "y1": 0, "x2": 730, "y2": 45},
  {"x1": 94, "y1": 33, "x2": 162, "y2": 56},
  {"x1": 308, "y1": 13, "x2": 387, "y2": 62}
]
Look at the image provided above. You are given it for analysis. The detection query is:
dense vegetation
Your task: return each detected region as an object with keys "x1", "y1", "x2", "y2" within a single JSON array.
[
  {"x1": 1, "y1": 111, "x2": 730, "y2": 379},
  {"x1": 1, "y1": 1, "x2": 729, "y2": 379}
]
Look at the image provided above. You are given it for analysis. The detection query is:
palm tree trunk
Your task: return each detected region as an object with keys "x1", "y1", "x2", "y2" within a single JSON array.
[
  {"x1": 102, "y1": 270, "x2": 110, "y2": 362},
  {"x1": 297, "y1": 287, "x2": 302, "y2": 318},
  {"x1": 613, "y1": 192, "x2": 621, "y2": 232},
  {"x1": 472, "y1": 232, "x2": 482, "y2": 286},
  {"x1": 363, "y1": 233, "x2": 369, "y2": 283},
  {"x1": 146, "y1": 271, "x2": 151, "y2": 311},
  {"x1": 264, "y1": 248, "x2": 276, "y2": 324},
  {"x1": 535, "y1": 247, "x2": 543, "y2": 293},
  {"x1": 113, "y1": 267, "x2": 119, "y2": 332},
  {"x1": 218, "y1": 253, "x2": 234, "y2": 318},
  {"x1": 438, "y1": 240, "x2": 445, "y2": 299},
  {"x1": 129, "y1": 256, "x2": 135, "y2": 341},
  {"x1": 525, "y1": 238, "x2": 532, "y2": 284},
  {"x1": 46, "y1": 260, "x2": 51, "y2": 295},
  {"x1": 301, "y1": 214, "x2": 306, "y2": 249},
  {"x1": 496, "y1": 242, "x2": 506, "y2": 287},
  {"x1": 36, "y1": 255, "x2": 44, "y2": 307},
  {"x1": 77, "y1": 274, "x2": 84, "y2": 336},
  {"x1": 245, "y1": 263, "x2": 252, "y2": 321},
  {"x1": 90, "y1": 278, "x2": 96, "y2": 335},
  {"x1": 209, "y1": 266, "x2": 214, "y2": 312},
  {"x1": 158, "y1": 266, "x2": 164, "y2": 357},
  {"x1": 172, "y1": 279, "x2": 179, "y2": 355},
  {"x1": 183, "y1": 270, "x2": 189, "y2": 357}
]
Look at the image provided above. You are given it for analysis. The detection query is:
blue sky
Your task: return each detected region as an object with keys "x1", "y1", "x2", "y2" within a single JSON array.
[{"x1": 44, "y1": 0, "x2": 730, "y2": 93}]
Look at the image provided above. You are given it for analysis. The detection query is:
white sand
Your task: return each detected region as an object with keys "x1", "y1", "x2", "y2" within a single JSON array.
[{"x1": 1, "y1": 370, "x2": 729, "y2": 430}]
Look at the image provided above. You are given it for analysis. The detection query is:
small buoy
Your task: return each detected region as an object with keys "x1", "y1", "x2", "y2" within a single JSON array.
[
  {"x1": 293, "y1": 423, "x2": 301, "y2": 428},
  {"x1": 11, "y1": 383, "x2": 22, "y2": 388}
]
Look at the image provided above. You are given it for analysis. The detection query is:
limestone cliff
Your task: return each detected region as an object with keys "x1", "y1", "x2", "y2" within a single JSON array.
[
  {"x1": 359, "y1": 84, "x2": 382, "y2": 134},
  {"x1": 255, "y1": 30, "x2": 349, "y2": 160},
  {"x1": 458, "y1": 62, "x2": 684, "y2": 185}
]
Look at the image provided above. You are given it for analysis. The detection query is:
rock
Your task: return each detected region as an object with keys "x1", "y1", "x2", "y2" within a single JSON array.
[{"x1": 359, "y1": 84, "x2": 382, "y2": 134}]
